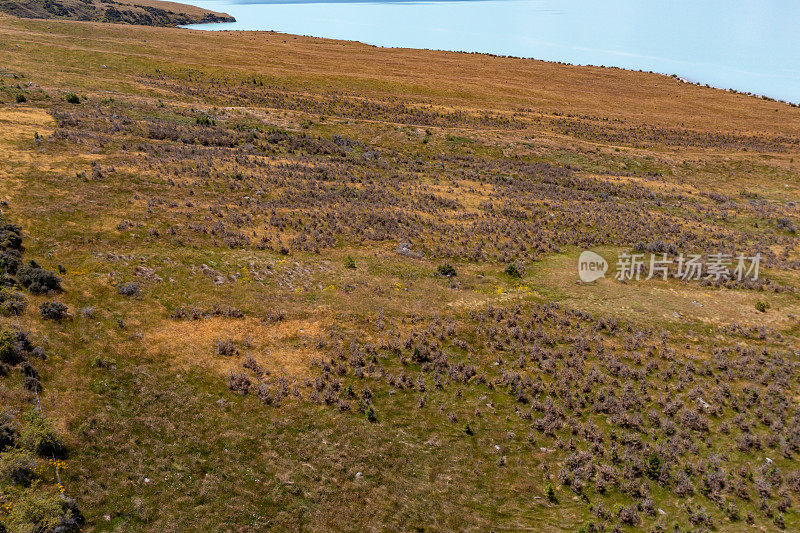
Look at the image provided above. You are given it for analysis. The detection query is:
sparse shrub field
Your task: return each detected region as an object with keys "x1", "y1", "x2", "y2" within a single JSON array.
[{"x1": 0, "y1": 13, "x2": 799, "y2": 532}]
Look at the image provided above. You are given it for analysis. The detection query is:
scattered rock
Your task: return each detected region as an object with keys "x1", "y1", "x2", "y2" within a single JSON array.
[
  {"x1": 396, "y1": 241, "x2": 422, "y2": 258},
  {"x1": 134, "y1": 265, "x2": 162, "y2": 282}
]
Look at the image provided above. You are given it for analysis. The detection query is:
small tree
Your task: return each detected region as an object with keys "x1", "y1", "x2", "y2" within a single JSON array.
[
  {"x1": 645, "y1": 452, "x2": 662, "y2": 480},
  {"x1": 364, "y1": 403, "x2": 377, "y2": 423},
  {"x1": 545, "y1": 482, "x2": 557, "y2": 502},
  {"x1": 504, "y1": 263, "x2": 523, "y2": 278},
  {"x1": 436, "y1": 263, "x2": 457, "y2": 278}
]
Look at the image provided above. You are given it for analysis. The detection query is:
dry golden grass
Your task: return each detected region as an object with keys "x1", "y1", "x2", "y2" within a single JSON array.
[
  {"x1": 0, "y1": 15, "x2": 798, "y2": 136},
  {"x1": 145, "y1": 316, "x2": 327, "y2": 376}
]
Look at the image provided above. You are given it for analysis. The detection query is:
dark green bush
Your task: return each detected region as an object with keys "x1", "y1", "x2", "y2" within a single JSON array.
[
  {"x1": 0, "y1": 409, "x2": 18, "y2": 451},
  {"x1": 363, "y1": 403, "x2": 377, "y2": 422},
  {"x1": 18, "y1": 262, "x2": 61, "y2": 294},
  {"x1": 504, "y1": 263, "x2": 522, "y2": 278},
  {"x1": 645, "y1": 452, "x2": 661, "y2": 480},
  {"x1": 0, "y1": 448, "x2": 38, "y2": 486},
  {"x1": 195, "y1": 114, "x2": 214, "y2": 126},
  {"x1": 14, "y1": 330, "x2": 33, "y2": 353},
  {"x1": 577, "y1": 521, "x2": 601, "y2": 533},
  {"x1": 436, "y1": 263, "x2": 457, "y2": 277},
  {"x1": 0, "y1": 330, "x2": 21, "y2": 365},
  {"x1": 0, "y1": 249, "x2": 22, "y2": 276},
  {"x1": 39, "y1": 301, "x2": 68, "y2": 321},
  {"x1": 755, "y1": 300, "x2": 770, "y2": 313},
  {"x1": 343, "y1": 256, "x2": 356, "y2": 269},
  {"x1": 5, "y1": 491, "x2": 83, "y2": 533},
  {"x1": 0, "y1": 223, "x2": 23, "y2": 251},
  {"x1": 0, "y1": 287, "x2": 27, "y2": 316},
  {"x1": 15, "y1": 94, "x2": 27, "y2": 103},
  {"x1": 18, "y1": 409, "x2": 66, "y2": 458},
  {"x1": 545, "y1": 482, "x2": 557, "y2": 502},
  {"x1": 64, "y1": 93, "x2": 80, "y2": 104}
]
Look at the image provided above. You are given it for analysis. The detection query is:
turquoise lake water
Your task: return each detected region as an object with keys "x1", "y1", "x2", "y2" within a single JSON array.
[{"x1": 184, "y1": 0, "x2": 800, "y2": 104}]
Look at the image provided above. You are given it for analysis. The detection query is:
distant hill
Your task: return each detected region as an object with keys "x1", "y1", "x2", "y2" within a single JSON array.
[{"x1": 0, "y1": 0, "x2": 234, "y2": 26}]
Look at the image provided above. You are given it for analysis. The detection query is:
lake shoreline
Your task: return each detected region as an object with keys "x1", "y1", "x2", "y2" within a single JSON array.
[
  {"x1": 181, "y1": 22, "x2": 798, "y2": 107},
  {"x1": 179, "y1": 0, "x2": 800, "y2": 105}
]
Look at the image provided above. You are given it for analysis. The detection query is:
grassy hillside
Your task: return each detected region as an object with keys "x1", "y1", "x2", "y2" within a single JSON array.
[
  {"x1": 1, "y1": 14, "x2": 800, "y2": 532},
  {"x1": 0, "y1": 0, "x2": 233, "y2": 26}
]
